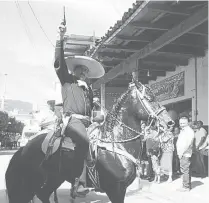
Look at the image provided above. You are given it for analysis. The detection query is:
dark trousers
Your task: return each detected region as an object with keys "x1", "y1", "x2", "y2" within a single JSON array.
[
  {"x1": 203, "y1": 155, "x2": 208, "y2": 176},
  {"x1": 147, "y1": 155, "x2": 154, "y2": 177},
  {"x1": 65, "y1": 117, "x2": 90, "y2": 184},
  {"x1": 173, "y1": 151, "x2": 180, "y2": 173},
  {"x1": 180, "y1": 156, "x2": 191, "y2": 189}
]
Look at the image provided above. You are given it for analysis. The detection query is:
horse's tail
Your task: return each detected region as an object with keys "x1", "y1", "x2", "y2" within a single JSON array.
[{"x1": 5, "y1": 147, "x2": 24, "y2": 203}]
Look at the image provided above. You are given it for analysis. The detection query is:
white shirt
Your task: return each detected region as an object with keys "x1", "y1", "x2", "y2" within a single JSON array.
[
  {"x1": 34, "y1": 109, "x2": 57, "y2": 131},
  {"x1": 176, "y1": 126, "x2": 195, "y2": 158}
]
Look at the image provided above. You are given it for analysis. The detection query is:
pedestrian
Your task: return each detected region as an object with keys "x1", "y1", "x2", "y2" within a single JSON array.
[
  {"x1": 140, "y1": 121, "x2": 149, "y2": 178},
  {"x1": 191, "y1": 121, "x2": 207, "y2": 177},
  {"x1": 145, "y1": 125, "x2": 160, "y2": 182},
  {"x1": 176, "y1": 116, "x2": 195, "y2": 192},
  {"x1": 160, "y1": 129, "x2": 174, "y2": 183},
  {"x1": 199, "y1": 134, "x2": 209, "y2": 176}
]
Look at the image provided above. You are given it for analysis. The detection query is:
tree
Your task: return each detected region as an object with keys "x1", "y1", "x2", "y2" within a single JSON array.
[
  {"x1": 0, "y1": 110, "x2": 9, "y2": 131},
  {"x1": 6, "y1": 117, "x2": 24, "y2": 134}
]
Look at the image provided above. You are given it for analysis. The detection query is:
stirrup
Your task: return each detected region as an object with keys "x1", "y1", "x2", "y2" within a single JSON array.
[{"x1": 70, "y1": 178, "x2": 89, "y2": 199}]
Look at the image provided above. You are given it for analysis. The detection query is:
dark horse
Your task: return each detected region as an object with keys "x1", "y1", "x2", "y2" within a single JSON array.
[{"x1": 5, "y1": 80, "x2": 174, "y2": 203}]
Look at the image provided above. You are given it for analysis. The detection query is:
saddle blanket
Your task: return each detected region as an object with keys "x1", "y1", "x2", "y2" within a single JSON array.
[{"x1": 41, "y1": 130, "x2": 75, "y2": 155}]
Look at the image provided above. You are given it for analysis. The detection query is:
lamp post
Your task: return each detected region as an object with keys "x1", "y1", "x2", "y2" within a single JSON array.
[{"x1": 1, "y1": 73, "x2": 8, "y2": 110}]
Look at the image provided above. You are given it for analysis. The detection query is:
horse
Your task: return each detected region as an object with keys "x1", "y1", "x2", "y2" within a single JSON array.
[{"x1": 5, "y1": 80, "x2": 174, "y2": 203}]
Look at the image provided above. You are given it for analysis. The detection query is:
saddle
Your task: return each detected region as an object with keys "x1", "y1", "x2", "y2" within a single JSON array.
[
  {"x1": 41, "y1": 129, "x2": 75, "y2": 155},
  {"x1": 41, "y1": 117, "x2": 103, "y2": 157}
]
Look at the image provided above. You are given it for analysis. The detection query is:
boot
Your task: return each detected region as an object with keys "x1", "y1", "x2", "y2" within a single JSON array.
[{"x1": 77, "y1": 160, "x2": 89, "y2": 195}]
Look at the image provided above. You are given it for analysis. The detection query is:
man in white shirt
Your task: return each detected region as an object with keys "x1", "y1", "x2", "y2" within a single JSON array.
[{"x1": 176, "y1": 116, "x2": 195, "y2": 192}]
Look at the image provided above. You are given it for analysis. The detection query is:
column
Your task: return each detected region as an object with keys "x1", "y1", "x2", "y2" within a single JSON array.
[
  {"x1": 101, "y1": 83, "x2": 105, "y2": 113},
  {"x1": 193, "y1": 57, "x2": 198, "y2": 121},
  {"x1": 132, "y1": 59, "x2": 139, "y2": 81}
]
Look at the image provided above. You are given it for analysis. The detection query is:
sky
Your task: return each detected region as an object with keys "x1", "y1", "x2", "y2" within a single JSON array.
[{"x1": 0, "y1": 0, "x2": 135, "y2": 106}]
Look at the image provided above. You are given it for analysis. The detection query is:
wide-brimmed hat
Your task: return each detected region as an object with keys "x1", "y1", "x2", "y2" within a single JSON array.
[{"x1": 65, "y1": 56, "x2": 105, "y2": 78}]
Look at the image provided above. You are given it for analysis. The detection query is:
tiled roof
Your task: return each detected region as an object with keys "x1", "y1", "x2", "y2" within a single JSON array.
[{"x1": 86, "y1": 0, "x2": 145, "y2": 57}]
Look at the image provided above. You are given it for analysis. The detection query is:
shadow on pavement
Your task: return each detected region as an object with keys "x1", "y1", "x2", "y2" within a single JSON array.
[
  {"x1": 55, "y1": 189, "x2": 109, "y2": 203},
  {"x1": 126, "y1": 188, "x2": 141, "y2": 197},
  {"x1": 191, "y1": 180, "x2": 204, "y2": 189}
]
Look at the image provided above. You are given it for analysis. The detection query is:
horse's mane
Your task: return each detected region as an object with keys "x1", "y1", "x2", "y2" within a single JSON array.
[{"x1": 105, "y1": 88, "x2": 132, "y2": 132}]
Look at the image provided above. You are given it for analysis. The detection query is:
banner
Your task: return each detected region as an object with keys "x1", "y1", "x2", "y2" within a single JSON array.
[{"x1": 150, "y1": 71, "x2": 184, "y2": 102}]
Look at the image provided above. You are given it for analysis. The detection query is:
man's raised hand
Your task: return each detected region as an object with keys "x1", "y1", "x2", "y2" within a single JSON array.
[{"x1": 58, "y1": 23, "x2": 66, "y2": 39}]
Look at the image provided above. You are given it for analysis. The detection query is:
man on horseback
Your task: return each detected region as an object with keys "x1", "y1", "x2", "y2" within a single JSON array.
[{"x1": 54, "y1": 22, "x2": 105, "y2": 195}]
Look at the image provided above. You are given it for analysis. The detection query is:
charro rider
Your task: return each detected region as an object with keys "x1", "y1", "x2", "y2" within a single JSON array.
[{"x1": 54, "y1": 22, "x2": 105, "y2": 195}]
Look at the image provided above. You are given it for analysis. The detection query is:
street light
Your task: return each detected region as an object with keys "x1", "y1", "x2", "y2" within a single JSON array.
[{"x1": 1, "y1": 73, "x2": 8, "y2": 110}]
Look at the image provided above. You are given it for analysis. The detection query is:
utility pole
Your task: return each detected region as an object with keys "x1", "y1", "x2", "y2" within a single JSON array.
[{"x1": 1, "y1": 73, "x2": 7, "y2": 110}]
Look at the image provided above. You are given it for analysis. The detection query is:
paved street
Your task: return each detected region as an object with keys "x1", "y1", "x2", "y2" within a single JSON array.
[{"x1": 0, "y1": 152, "x2": 209, "y2": 203}]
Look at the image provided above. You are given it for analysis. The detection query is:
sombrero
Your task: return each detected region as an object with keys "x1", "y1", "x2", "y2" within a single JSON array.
[{"x1": 65, "y1": 56, "x2": 105, "y2": 78}]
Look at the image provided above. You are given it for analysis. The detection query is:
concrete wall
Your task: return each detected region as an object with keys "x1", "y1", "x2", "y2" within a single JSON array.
[{"x1": 149, "y1": 51, "x2": 208, "y2": 124}]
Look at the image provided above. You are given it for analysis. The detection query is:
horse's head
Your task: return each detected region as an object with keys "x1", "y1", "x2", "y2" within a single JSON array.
[{"x1": 126, "y1": 80, "x2": 175, "y2": 132}]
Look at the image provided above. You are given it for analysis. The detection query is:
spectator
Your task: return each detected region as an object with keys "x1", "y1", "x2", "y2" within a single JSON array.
[
  {"x1": 145, "y1": 125, "x2": 160, "y2": 182},
  {"x1": 173, "y1": 126, "x2": 181, "y2": 175},
  {"x1": 160, "y1": 129, "x2": 174, "y2": 183},
  {"x1": 34, "y1": 100, "x2": 57, "y2": 131},
  {"x1": 176, "y1": 116, "x2": 195, "y2": 192},
  {"x1": 199, "y1": 134, "x2": 209, "y2": 176},
  {"x1": 191, "y1": 121, "x2": 207, "y2": 177},
  {"x1": 149, "y1": 148, "x2": 161, "y2": 183},
  {"x1": 140, "y1": 121, "x2": 149, "y2": 178}
]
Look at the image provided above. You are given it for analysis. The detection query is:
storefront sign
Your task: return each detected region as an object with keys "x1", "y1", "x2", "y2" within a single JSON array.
[{"x1": 150, "y1": 72, "x2": 184, "y2": 102}]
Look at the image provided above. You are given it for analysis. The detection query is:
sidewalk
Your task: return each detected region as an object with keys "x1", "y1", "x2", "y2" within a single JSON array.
[
  {"x1": 136, "y1": 176, "x2": 209, "y2": 203},
  {"x1": 0, "y1": 150, "x2": 17, "y2": 155}
]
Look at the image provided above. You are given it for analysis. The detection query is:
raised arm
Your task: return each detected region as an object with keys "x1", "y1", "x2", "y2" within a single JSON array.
[{"x1": 54, "y1": 24, "x2": 75, "y2": 85}]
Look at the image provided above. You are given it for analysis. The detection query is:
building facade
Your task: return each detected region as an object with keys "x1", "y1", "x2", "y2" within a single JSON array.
[{"x1": 149, "y1": 51, "x2": 208, "y2": 124}]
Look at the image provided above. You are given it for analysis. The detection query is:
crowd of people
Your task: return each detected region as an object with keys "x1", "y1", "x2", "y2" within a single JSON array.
[
  {"x1": 0, "y1": 132, "x2": 21, "y2": 149},
  {"x1": 139, "y1": 116, "x2": 208, "y2": 192}
]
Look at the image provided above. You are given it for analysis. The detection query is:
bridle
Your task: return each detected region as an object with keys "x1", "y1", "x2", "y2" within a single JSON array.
[
  {"x1": 131, "y1": 81, "x2": 174, "y2": 132},
  {"x1": 93, "y1": 82, "x2": 173, "y2": 143}
]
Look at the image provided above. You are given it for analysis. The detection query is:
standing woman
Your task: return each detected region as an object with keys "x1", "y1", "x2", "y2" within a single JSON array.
[
  {"x1": 140, "y1": 121, "x2": 149, "y2": 178},
  {"x1": 144, "y1": 125, "x2": 160, "y2": 181}
]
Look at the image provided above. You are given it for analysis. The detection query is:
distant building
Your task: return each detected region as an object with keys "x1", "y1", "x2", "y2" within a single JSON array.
[{"x1": 12, "y1": 113, "x2": 33, "y2": 126}]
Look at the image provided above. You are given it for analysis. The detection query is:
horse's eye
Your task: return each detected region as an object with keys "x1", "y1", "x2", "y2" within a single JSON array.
[{"x1": 129, "y1": 83, "x2": 135, "y2": 88}]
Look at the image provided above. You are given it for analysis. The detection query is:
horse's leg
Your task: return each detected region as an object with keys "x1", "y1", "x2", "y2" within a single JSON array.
[
  {"x1": 36, "y1": 175, "x2": 64, "y2": 203},
  {"x1": 53, "y1": 190, "x2": 58, "y2": 203},
  {"x1": 105, "y1": 182, "x2": 126, "y2": 203}
]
